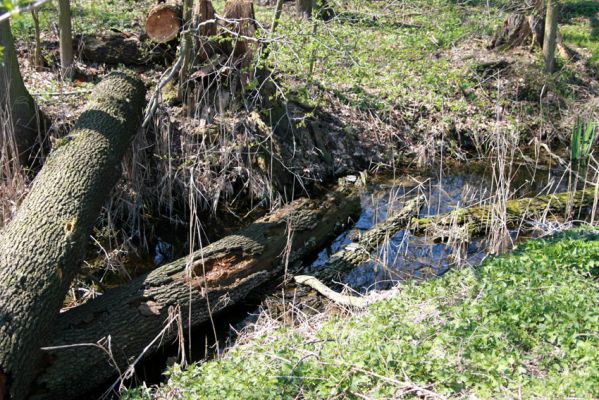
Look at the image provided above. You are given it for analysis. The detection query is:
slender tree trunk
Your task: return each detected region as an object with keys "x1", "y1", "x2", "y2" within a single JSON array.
[
  {"x1": 31, "y1": 9, "x2": 44, "y2": 70},
  {"x1": 0, "y1": 18, "x2": 46, "y2": 166},
  {"x1": 543, "y1": 0, "x2": 559, "y2": 73},
  {"x1": 179, "y1": 0, "x2": 194, "y2": 107},
  {"x1": 58, "y1": 0, "x2": 74, "y2": 79},
  {"x1": 0, "y1": 71, "x2": 146, "y2": 400}
]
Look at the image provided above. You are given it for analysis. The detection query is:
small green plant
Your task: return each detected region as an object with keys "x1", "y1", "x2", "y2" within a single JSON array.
[{"x1": 571, "y1": 117, "x2": 597, "y2": 161}]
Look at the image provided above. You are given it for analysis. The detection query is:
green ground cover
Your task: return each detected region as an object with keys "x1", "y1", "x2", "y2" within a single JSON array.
[{"x1": 126, "y1": 227, "x2": 599, "y2": 399}]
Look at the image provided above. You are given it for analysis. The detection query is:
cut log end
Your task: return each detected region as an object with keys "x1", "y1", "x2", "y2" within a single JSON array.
[{"x1": 146, "y1": 4, "x2": 182, "y2": 43}]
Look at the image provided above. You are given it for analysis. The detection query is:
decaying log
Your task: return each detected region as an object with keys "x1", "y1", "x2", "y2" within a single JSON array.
[
  {"x1": 313, "y1": 195, "x2": 425, "y2": 283},
  {"x1": 146, "y1": 3, "x2": 182, "y2": 43},
  {"x1": 0, "y1": 72, "x2": 146, "y2": 400},
  {"x1": 32, "y1": 191, "x2": 361, "y2": 399},
  {"x1": 222, "y1": 0, "x2": 257, "y2": 58},
  {"x1": 410, "y1": 187, "x2": 598, "y2": 240},
  {"x1": 77, "y1": 32, "x2": 162, "y2": 65}
]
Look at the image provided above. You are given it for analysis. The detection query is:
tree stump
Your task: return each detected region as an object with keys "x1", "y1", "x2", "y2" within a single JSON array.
[
  {"x1": 222, "y1": 0, "x2": 257, "y2": 58},
  {"x1": 146, "y1": 3, "x2": 182, "y2": 43}
]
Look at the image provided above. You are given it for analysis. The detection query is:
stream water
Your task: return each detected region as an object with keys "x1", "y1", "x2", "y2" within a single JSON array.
[
  {"x1": 306, "y1": 162, "x2": 572, "y2": 293},
  {"x1": 127, "y1": 161, "x2": 586, "y2": 394}
]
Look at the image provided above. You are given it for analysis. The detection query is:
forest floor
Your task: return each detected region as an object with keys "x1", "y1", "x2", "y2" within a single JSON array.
[{"x1": 5, "y1": 0, "x2": 599, "y2": 397}]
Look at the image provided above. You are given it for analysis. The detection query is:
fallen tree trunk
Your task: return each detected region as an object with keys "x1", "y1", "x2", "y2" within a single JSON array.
[
  {"x1": 32, "y1": 191, "x2": 361, "y2": 399},
  {"x1": 0, "y1": 71, "x2": 146, "y2": 400},
  {"x1": 313, "y1": 195, "x2": 424, "y2": 283},
  {"x1": 410, "y1": 187, "x2": 598, "y2": 240},
  {"x1": 77, "y1": 32, "x2": 168, "y2": 65}
]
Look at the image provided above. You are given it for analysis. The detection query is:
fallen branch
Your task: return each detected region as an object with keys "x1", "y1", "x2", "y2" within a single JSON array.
[
  {"x1": 410, "y1": 187, "x2": 598, "y2": 240},
  {"x1": 313, "y1": 195, "x2": 425, "y2": 283},
  {"x1": 294, "y1": 275, "x2": 369, "y2": 308}
]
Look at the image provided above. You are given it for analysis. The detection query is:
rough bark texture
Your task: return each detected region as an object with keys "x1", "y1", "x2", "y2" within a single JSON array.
[
  {"x1": 543, "y1": 0, "x2": 559, "y2": 73},
  {"x1": 77, "y1": 32, "x2": 159, "y2": 65},
  {"x1": 146, "y1": 3, "x2": 183, "y2": 43},
  {"x1": 0, "y1": 18, "x2": 46, "y2": 166},
  {"x1": 33, "y1": 191, "x2": 361, "y2": 399},
  {"x1": 410, "y1": 187, "x2": 597, "y2": 240},
  {"x1": 313, "y1": 195, "x2": 424, "y2": 283},
  {"x1": 58, "y1": 0, "x2": 74, "y2": 79},
  {"x1": 193, "y1": 0, "x2": 217, "y2": 63},
  {"x1": 222, "y1": 0, "x2": 257, "y2": 58},
  {"x1": 0, "y1": 71, "x2": 146, "y2": 400}
]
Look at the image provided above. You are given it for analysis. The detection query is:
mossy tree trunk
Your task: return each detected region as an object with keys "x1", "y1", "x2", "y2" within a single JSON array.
[
  {"x1": 0, "y1": 18, "x2": 46, "y2": 166},
  {"x1": 410, "y1": 188, "x2": 597, "y2": 241},
  {"x1": 32, "y1": 191, "x2": 361, "y2": 399},
  {"x1": 0, "y1": 72, "x2": 146, "y2": 400}
]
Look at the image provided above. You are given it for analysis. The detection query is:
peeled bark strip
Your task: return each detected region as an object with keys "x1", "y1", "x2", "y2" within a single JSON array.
[
  {"x1": 33, "y1": 191, "x2": 361, "y2": 399},
  {"x1": 146, "y1": 3, "x2": 182, "y2": 43},
  {"x1": 314, "y1": 195, "x2": 425, "y2": 283},
  {"x1": 294, "y1": 275, "x2": 368, "y2": 308},
  {"x1": 410, "y1": 188, "x2": 598, "y2": 240},
  {"x1": 0, "y1": 71, "x2": 146, "y2": 400}
]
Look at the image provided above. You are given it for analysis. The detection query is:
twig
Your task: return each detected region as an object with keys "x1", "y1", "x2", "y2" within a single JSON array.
[{"x1": 0, "y1": 0, "x2": 53, "y2": 23}]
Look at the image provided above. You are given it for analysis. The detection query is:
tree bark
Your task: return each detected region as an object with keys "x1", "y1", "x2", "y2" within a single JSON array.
[
  {"x1": 223, "y1": 0, "x2": 258, "y2": 58},
  {"x1": 410, "y1": 187, "x2": 597, "y2": 241},
  {"x1": 0, "y1": 71, "x2": 146, "y2": 400},
  {"x1": 0, "y1": 18, "x2": 46, "y2": 166},
  {"x1": 58, "y1": 0, "x2": 74, "y2": 79},
  {"x1": 179, "y1": 0, "x2": 194, "y2": 101},
  {"x1": 543, "y1": 0, "x2": 559, "y2": 73},
  {"x1": 312, "y1": 195, "x2": 424, "y2": 283},
  {"x1": 193, "y1": 0, "x2": 217, "y2": 63},
  {"x1": 32, "y1": 191, "x2": 361, "y2": 399}
]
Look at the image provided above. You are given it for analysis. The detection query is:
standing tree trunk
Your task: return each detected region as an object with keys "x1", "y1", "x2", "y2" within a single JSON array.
[
  {"x1": 179, "y1": 0, "x2": 194, "y2": 103},
  {"x1": 0, "y1": 18, "x2": 46, "y2": 166},
  {"x1": 296, "y1": 0, "x2": 313, "y2": 19},
  {"x1": 0, "y1": 71, "x2": 146, "y2": 400},
  {"x1": 58, "y1": 0, "x2": 74, "y2": 79},
  {"x1": 543, "y1": 0, "x2": 559, "y2": 73}
]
